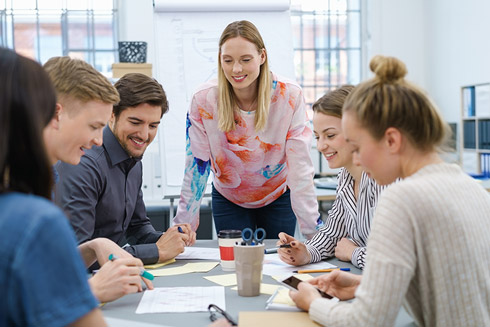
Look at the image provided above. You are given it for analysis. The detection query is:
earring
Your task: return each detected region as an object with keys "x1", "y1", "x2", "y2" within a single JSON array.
[{"x1": 2, "y1": 166, "x2": 10, "y2": 189}]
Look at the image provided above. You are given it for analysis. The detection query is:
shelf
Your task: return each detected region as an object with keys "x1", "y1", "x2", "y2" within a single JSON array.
[
  {"x1": 112, "y1": 63, "x2": 152, "y2": 78},
  {"x1": 461, "y1": 83, "x2": 490, "y2": 176}
]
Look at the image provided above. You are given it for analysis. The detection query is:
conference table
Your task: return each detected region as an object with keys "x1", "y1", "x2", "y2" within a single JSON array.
[{"x1": 102, "y1": 240, "x2": 415, "y2": 327}]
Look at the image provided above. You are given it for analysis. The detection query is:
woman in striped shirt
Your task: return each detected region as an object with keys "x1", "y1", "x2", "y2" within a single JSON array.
[{"x1": 277, "y1": 85, "x2": 384, "y2": 269}]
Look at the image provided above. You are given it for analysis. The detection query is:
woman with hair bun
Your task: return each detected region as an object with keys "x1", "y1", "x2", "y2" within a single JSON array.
[{"x1": 290, "y1": 55, "x2": 490, "y2": 326}]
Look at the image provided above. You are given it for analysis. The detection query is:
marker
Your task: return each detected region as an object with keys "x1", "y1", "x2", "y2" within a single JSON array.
[
  {"x1": 177, "y1": 226, "x2": 184, "y2": 233},
  {"x1": 293, "y1": 267, "x2": 351, "y2": 273},
  {"x1": 264, "y1": 244, "x2": 292, "y2": 254},
  {"x1": 108, "y1": 254, "x2": 154, "y2": 280}
]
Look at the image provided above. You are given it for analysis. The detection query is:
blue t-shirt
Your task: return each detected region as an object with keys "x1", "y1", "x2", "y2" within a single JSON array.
[{"x1": 0, "y1": 192, "x2": 98, "y2": 327}]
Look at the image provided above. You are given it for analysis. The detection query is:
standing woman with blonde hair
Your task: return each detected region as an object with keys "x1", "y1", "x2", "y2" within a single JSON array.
[
  {"x1": 290, "y1": 55, "x2": 490, "y2": 326},
  {"x1": 174, "y1": 20, "x2": 320, "y2": 238}
]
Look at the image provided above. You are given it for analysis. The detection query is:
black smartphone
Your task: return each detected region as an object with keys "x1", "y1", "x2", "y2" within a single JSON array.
[{"x1": 281, "y1": 275, "x2": 332, "y2": 299}]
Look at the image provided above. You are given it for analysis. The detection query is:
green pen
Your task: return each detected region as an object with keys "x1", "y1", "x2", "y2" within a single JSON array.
[{"x1": 108, "y1": 254, "x2": 155, "y2": 280}]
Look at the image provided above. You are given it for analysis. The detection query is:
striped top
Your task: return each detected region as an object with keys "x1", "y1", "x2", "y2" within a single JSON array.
[
  {"x1": 305, "y1": 168, "x2": 384, "y2": 268},
  {"x1": 309, "y1": 162, "x2": 490, "y2": 326}
]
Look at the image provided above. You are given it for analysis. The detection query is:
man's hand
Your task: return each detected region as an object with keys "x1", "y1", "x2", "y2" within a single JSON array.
[
  {"x1": 175, "y1": 223, "x2": 196, "y2": 246},
  {"x1": 156, "y1": 225, "x2": 190, "y2": 262},
  {"x1": 308, "y1": 270, "x2": 361, "y2": 300},
  {"x1": 334, "y1": 237, "x2": 357, "y2": 262},
  {"x1": 89, "y1": 257, "x2": 154, "y2": 303},
  {"x1": 276, "y1": 232, "x2": 311, "y2": 266}
]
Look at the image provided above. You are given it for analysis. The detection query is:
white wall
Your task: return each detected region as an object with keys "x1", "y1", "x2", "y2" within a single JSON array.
[
  {"x1": 118, "y1": 0, "x2": 490, "y2": 124},
  {"x1": 366, "y1": 0, "x2": 427, "y2": 89},
  {"x1": 118, "y1": 0, "x2": 490, "y2": 175},
  {"x1": 367, "y1": 0, "x2": 490, "y2": 125},
  {"x1": 425, "y1": 0, "x2": 490, "y2": 123}
]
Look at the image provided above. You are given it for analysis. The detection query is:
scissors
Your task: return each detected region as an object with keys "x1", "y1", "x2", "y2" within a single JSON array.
[{"x1": 241, "y1": 227, "x2": 266, "y2": 245}]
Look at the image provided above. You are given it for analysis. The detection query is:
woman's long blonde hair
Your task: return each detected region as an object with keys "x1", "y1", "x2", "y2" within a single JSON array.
[{"x1": 217, "y1": 20, "x2": 272, "y2": 132}]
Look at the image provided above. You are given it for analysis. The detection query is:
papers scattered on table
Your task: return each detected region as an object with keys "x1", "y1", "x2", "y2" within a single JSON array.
[
  {"x1": 262, "y1": 254, "x2": 336, "y2": 277},
  {"x1": 204, "y1": 273, "x2": 237, "y2": 286},
  {"x1": 265, "y1": 287, "x2": 300, "y2": 311},
  {"x1": 231, "y1": 283, "x2": 280, "y2": 295},
  {"x1": 265, "y1": 285, "x2": 339, "y2": 312},
  {"x1": 151, "y1": 262, "x2": 219, "y2": 277},
  {"x1": 175, "y1": 247, "x2": 220, "y2": 260},
  {"x1": 135, "y1": 286, "x2": 225, "y2": 314},
  {"x1": 144, "y1": 259, "x2": 175, "y2": 269}
]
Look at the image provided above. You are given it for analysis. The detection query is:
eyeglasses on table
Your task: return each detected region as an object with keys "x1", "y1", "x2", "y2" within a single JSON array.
[{"x1": 208, "y1": 303, "x2": 238, "y2": 326}]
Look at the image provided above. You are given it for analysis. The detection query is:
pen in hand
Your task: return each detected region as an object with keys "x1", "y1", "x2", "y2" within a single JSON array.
[
  {"x1": 108, "y1": 254, "x2": 155, "y2": 280},
  {"x1": 264, "y1": 244, "x2": 292, "y2": 254}
]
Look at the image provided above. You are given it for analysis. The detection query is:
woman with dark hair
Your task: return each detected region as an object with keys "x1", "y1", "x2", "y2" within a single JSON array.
[{"x1": 0, "y1": 47, "x2": 106, "y2": 326}]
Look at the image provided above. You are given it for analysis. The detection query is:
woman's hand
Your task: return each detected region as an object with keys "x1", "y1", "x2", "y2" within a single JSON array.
[
  {"x1": 89, "y1": 257, "x2": 154, "y2": 303},
  {"x1": 334, "y1": 237, "x2": 357, "y2": 262},
  {"x1": 78, "y1": 237, "x2": 133, "y2": 267},
  {"x1": 277, "y1": 232, "x2": 311, "y2": 266},
  {"x1": 289, "y1": 281, "x2": 322, "y2": 311},
  {"x1": 308, "y1": 270, "x2": 361, "y2": 300}
]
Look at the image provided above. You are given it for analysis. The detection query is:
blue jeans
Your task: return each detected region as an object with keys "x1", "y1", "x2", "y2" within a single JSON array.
[{"x1": 211, "y1": 185, "x2": 296, "y2": 239}]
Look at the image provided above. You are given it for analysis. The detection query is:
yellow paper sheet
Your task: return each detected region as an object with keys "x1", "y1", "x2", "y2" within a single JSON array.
[
  {"x1": 204, "y1": 273, "x2": 237, "y2": 286},
  {"x1": 150, "y1": 262, "x2": 219, "y2": 277},
  {"x1": 272, "y1": 288, "x2": 296, "y2": 305},
  {"x1": 151, "y1": 266, "x2": 193, "y2": 277},
  {"x1": 184, "y1": 262, "x2": 219, "y2": 272},
  {"x1": 144, "y1": 259, "x2": 175, "y2": 269},
  {"x1": 231, "y1": 283, "x2": 280, "y2": 295},
  {"x1": 239, "y1": 311, "x2": 321, "y2": 327}
]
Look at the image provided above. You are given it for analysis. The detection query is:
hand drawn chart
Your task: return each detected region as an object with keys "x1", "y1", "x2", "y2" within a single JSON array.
[{"x1": 136, "y1": 286, "x2": 226, "y2": 313}]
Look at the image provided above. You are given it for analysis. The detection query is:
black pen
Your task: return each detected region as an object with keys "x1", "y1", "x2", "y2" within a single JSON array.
[{"x1": 264, "y1": 244, "x2": 292, "y2": 254}]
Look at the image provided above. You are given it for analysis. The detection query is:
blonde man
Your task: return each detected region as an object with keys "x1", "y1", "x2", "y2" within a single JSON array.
[{"x1": 43, "y1": 56, "x2": 153, "y2": 303}]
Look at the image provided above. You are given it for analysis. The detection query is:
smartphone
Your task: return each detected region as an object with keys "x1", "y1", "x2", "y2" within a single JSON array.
[{"x1": 281, "y1": 276, "x2": 332, "y2": 299}]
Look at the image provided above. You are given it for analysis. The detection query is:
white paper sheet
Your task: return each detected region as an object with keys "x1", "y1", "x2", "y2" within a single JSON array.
[
  {"x1": 135, "y1": 286, "x2": 226, "y2": 314},
  {"x1": 262, "y1": 254, "x2": 337, "y2": 277},
  {"x1": 175, "y1": 247, "x2": 220, "y2": 260}
]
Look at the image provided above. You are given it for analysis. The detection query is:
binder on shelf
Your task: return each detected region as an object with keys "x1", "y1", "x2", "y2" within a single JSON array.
[
  {"x1": 463, "y1": 86, "x2": 475, "y2": 117},
  {"x1": 463, "y1": 120, "x2": 476, "y2": 149},
  {"x1": 475, "y1": 84, "x2": 490, "y2": 117},
  {"x1": 481, "y1": 119, "x2": 490, "y2": 150},
  {"x1": 481, "y1": 153, "x2": 490, "y2": 177}
]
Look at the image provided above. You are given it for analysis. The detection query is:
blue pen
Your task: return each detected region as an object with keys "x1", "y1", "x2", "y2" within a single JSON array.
[
  {"x1": 108, "y1": 254, "x2": 154, "y2": 280},
  {"x1": 177, "y1": 226, "x2": 184, "y2": 233}
]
